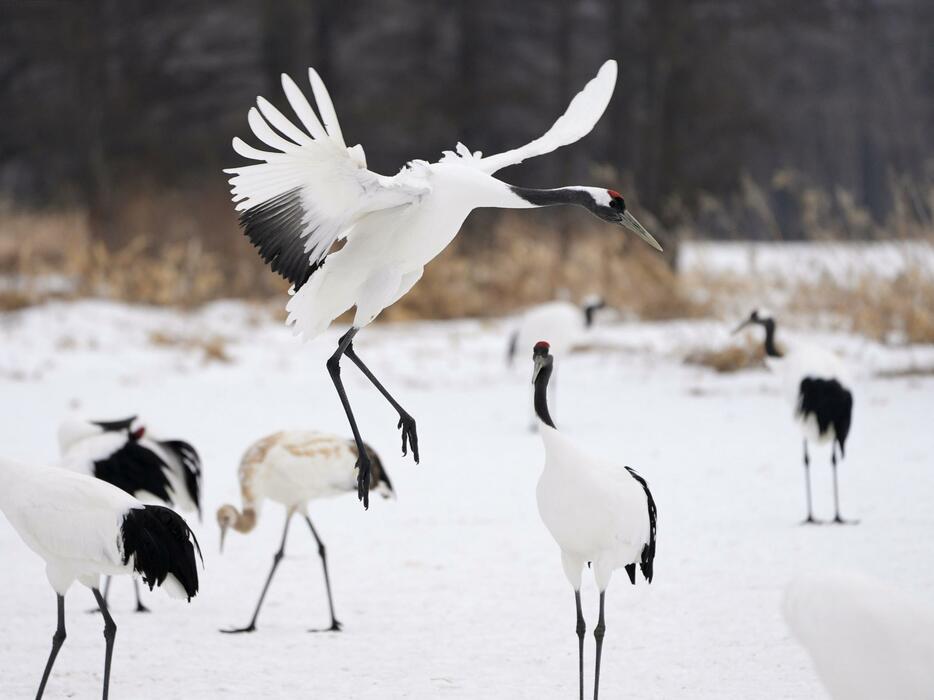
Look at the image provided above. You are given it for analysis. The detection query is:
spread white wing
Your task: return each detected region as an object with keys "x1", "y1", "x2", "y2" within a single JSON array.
[
  {"x1": 453, "y1": 60, "x2": 617, "y2": 175},
  {"x1": 225, "y1": 69, "x2": 430, "y2": 289}
]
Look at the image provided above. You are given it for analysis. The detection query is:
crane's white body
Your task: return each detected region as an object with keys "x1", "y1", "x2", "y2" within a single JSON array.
[
  {"x1": 766, "y1": 342, "x2": 852, "y2": 446},
  {"x1": 536, "y1": 426, "x2": 652, "y2": 591},
  {"x1": 515, "y1": 301, "x2": 588, "y2": 360},
  {"x1": 58, "y1": 419, "x2": 199, "y2": 513},
  {"x1": 784, "y1": 571, "x2": 934, "y2": 699},
  {"x1": 236, "y1": 431, "x2": 390, "y2": 514},
  {"x1": 0, "y1": 457, "x2": 177, "y2": 596},
  {"x1": 226, "y1": 61, "x2": 621, "y2": 339}
]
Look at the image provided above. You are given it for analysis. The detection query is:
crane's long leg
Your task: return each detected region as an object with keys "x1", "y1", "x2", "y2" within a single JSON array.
[
  {"x1": 91, "y1": 588, "x2": 117, "y2": 700},
  {"x1": 831, "y1": 445, "x2": 858, "y2": 525},
  {"x1": 305, "y1": 516, "x2": 342, "y2": 632},
  {"x1": 132, "y1": 579, "x2": 150, "y2": 613},
  {"x1": 593, "y1": 591, "x2": 607, "y2": 700},
  {"x1": 35, "y1": 594, "x2": 66, "y2": 700},
  {"x1": 327, "y1": 328, "x2": 375, "y2": 508},
  {"x1": 343, "y1": 336, "x2": 419, "y2": 464},
  {"x1": 574, "y1": 590, "x2": 586, "y2": 700},
  {"x1": 87, "y1": 576, "x2": 112, "y2": 614},
  {"x1": 801, "y1": 440, "x2": 821, "y2": 525},
  {"x1": 221, "y1": 512, "x2": 293, "y2": 633}
]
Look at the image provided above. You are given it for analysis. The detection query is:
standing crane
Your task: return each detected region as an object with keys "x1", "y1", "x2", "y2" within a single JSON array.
[
  {"x1": 0, "y1": 456, "x2": 200, "y2": 700},
  {"x1": 58, "y1": 415, "x2": 202, "y2": 611},
  {"x1": 531, "y1": 341, "x2": 657, "y2": 700},
  {"x1": 734, "y1": 309, "x2": 856, "y2": 524},
  {"x1": 217, "y1": 431, "x2": 393, "y2": 633}
]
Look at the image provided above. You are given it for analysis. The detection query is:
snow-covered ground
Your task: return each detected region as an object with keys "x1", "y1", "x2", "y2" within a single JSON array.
[{"x1": 1, "y1": 300, "x2": 933, "y2": 698}]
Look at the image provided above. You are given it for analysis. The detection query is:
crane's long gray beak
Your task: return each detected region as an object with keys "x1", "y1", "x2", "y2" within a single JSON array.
[
  {"x1": 532, "y1": 356, "x2": 546, "y2": 384},
  {"x1": 620, "y1": 210, "x2": 663, "y2": 252},
  {"x1": 219, "y1": 527, "x2": 227, "y2": 554},
  {"x1": 732, "y1": 319, "x2": 752, "y2": 335}
]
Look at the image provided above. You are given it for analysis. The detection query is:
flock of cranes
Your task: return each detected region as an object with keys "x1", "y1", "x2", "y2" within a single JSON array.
[{"x1": 0, "y1": 57, "x2": 877, "y2": 699}]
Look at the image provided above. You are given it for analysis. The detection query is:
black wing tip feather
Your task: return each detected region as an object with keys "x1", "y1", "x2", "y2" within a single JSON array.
[
  {"x1": 92, "y1": 416, "x2": 137, "y2": 432},
  {"x1": 121, "y1": 505, "x2": 201, "y2": 601},
  {"x1": 625, "y1": 466, "x2": 657, "y2": 584},
  {"x1": 797, "y1": 377, "x2": 854, "y2": 454},
  {"x1": 158, "y1": 439, "x2": 203, "y2": 518},
  {"x1": 238, "y1": 187, "x2": 321, "y2": 290},
  {"x1": 93, "y1": 441, "x2": 173, "y2": 504}
]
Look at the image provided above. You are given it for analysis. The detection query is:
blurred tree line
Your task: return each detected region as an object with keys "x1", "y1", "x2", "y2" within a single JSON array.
[{"x1": 0, "y1": 0, "x2": 931, "y2": 245}]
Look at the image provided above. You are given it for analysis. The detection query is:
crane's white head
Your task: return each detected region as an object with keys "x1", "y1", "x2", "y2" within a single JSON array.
[
  {"x1": 216, "y1": 504, "x2": 258, "y2": 553},
  {"x1": 583, "y1": 188, "x2": 663, "y2": 252},
  {"x1": 57, "y1": 415, "x2": 144, "y2": 453},
  {"x1": 733, "y1": 308, "x2": 775, "y2": 334}
]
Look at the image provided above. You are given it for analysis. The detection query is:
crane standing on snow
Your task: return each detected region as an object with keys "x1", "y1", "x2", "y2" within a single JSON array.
[
  {"x1": 734, "y1": 309, "x2": 856, "y2": 524},
  {"x1": 217, "y1": 431, "x2": 393, "y2": 633},
  {"x1": 531, "y1": 341, "x2": 657, "y2": 700},
  {"x1": 225, "y1": 60, "x2": 662, "y2": 508},
  {"x1": 0, "y1": 456, "x2": 200, "y2": 700},
  {"x1": 58, "y1": 416, "x2": 202, "y2": 612}
]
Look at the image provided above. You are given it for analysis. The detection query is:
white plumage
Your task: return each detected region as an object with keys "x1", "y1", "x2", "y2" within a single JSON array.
[
  {"x1": 530, "y1": 341, "x2": 656, "y2": 700},
  {"x1": 225, "y1": 59, "x2": 662, "y2": 509},
  {"x1": 58, "y1": 415, "x2": 203, "y2": 612},
  {"x1": 0, "y1": 456, "x2": 200, "y2": 699},
  {"x1": 217, "y1": 431, "x2": 393, "y2": 633},
  {"x1": 735, "y1": 309, "x2": 856, "y2": 523},
  {"x1": 784, "y1": 571, "x2": 934, "y2": 699},
  {"x1": 507, "y1": 297, "x2": 606, "y2": 427}
]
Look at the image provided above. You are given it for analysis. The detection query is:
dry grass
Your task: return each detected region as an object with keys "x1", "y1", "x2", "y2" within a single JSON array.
[
  {"x1": 383, "y1": 213, "x2": 710, "y2": 321},
  {"x1": 788, "y1": 266, "x2": 934, "y2": 344},
  {"x1": 148, "y1": 330, "x2": 233, "y2": 363},
  {"x1": 683, "y1": 335, "x2": 766, "y2": 373}
]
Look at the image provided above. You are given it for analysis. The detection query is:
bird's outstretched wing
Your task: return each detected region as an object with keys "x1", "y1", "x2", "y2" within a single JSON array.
[
  {"x1": 448, "y1": 60, "x2": 617, "y2": 175},
  {"x1": 225, "y1": 69, "x2": 429, "y2": 289}
]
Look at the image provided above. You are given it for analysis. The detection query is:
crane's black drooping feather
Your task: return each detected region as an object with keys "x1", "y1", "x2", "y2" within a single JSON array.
[
  {"x1": 624, "y1": 466, "x2": 657, "y2": 583},
  {"x1": 158, "y1": 439, "x2": 202, "y2": 517},
  {"x1": 239, "y1": 187, "x2": 323, "y2": 290},
  {"x1": 121, "y1": 505, "x2": 201, "y2": 600},
  {"x1": 93, "y1": 441, "x2": 173, "y2": 503},
  {"x1": 797, "y1": 377, "x2": 853, "y2": 455},
  {"x1": 92, "y1": 416, "x2": 137, "y2": 433}
]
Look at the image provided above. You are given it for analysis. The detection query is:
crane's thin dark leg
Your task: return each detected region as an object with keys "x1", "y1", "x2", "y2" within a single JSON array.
[
  {"x1": 35, "y1": 594, "x2": 66, "y2": 700},
  {"x1": 831, "y1": 446, "x2": 858, "y2": 524},
  {"x1": 132, "y1": 579, "x2": 150, "y2": 613},
  {"x1": 593, "y1": 591, "x2": 607, "y2": 700},
  {"x1": 327, "y1": 328, "x2": 374, "y2": 508},
  {"x1": 574, "y1": 590, "x2": 586, "y2": 700},
  {"x1": 343, "y1": 339, "x2": 419, "y2": 465},
  {"x1": 801, "y1": 440, "x2": 820, "y2": 524},
  {"x1": 87, "y1": 576, "x2": 112, "y2": 614},
  {"x1": 305, "y1": 516, "x2": 342, "y2": 632},
  {"x1": 91, "y1": 588, "x2": 117, "y2": 700},
  {"x1": 221, "y1": 512, "x2": 292, "y2": 633}
]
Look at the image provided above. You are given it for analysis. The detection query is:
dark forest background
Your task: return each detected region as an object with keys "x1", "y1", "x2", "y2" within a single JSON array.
[{"x1": 0, "y1": 0, "x2": 932, "y2": 313}]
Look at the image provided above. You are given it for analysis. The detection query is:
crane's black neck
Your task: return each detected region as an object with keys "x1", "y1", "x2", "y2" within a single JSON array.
[
  {"x1": 510, "y1": 186, "x2": 594, "y2": 211},
  {"x1": 761, "y1": 319, "x2": 782, "y2": 358},
  {"x1": 534, "y1": 362, "x2": 556, "y2": 429}
]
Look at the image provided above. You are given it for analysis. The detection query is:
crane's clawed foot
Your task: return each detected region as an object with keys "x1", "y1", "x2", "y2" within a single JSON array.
[
  {"x1": 832, "y1": 515, "x2": 859, "y2": 525},
  {"x1": 220, "y1": 624, "x2": 257, "y2": 634},
  {"x1": 134, "y1": 602, "x2": 151, "y2": 614},
  {"x1": 397, "y1": 413, "x2": 419, "y2": 463},
  {"x1": 309, "y1": 620, "x2": 343, "y2": 633},
  {"x1": 356, "y1": 452, "x2": 372, "y2": 508},
  {"x1": 800, "y1": 516, "x2": 824, "y2": 525}
]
